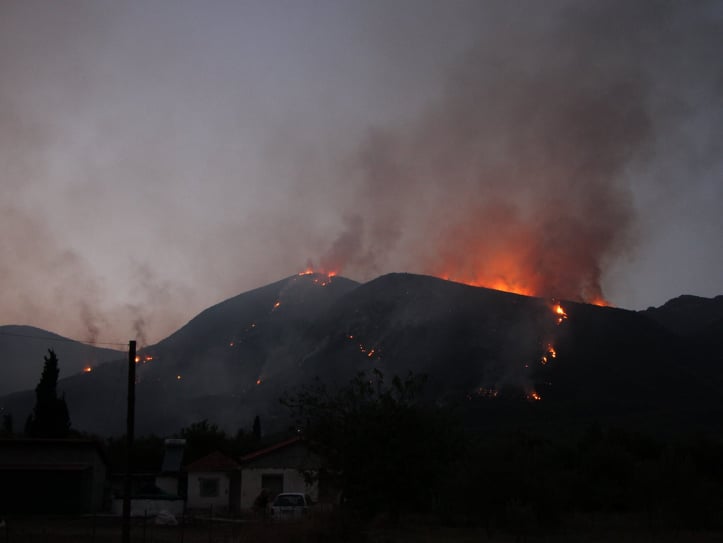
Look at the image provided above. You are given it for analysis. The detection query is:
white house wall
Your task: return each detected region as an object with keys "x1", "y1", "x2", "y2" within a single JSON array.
[
  {"x1": 187, "y1": 471, "x2": 231, "y2": 510},
  {"x1": 240, "y1": 468, "x2": 318, "y2": 510},
  {"x1": 111, "y1": 498, "x2": 184, "y2": 518}
]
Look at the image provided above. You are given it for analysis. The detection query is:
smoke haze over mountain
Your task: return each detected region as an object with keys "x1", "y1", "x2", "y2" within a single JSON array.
[{"x1": 1, "y1": 1, "x2": 722, "y2": 343}]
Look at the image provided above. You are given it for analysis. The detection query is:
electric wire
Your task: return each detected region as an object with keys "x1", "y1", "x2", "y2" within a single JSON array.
[{"x1": 0, "y1": 329, "x2": 132, "y2": 348}]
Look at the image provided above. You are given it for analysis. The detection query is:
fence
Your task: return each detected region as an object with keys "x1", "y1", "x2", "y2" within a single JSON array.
[{"x1": 0, "y1": 511, "x2": 259, "y2": 543}]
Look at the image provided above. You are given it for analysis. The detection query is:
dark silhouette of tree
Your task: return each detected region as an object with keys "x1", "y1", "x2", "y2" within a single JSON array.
[
  {"x1": 283, "y1": 370, "x2": 461, "y2": 521},
  {"x1": 1, "y1": 412, "x2": 13, "y2": 436},
  {"x1": 25, "y1": 349, "x2": 71, "y2": 438},
  {"x1": 177, "y1": 419, "x2": 230, "y2": 463},
  {"x1": 252, "y1": 414, "x2": 262, "y2": 440}
]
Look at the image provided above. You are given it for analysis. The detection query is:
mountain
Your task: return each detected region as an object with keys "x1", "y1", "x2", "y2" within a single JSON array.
[
  {"x1": 0, "y1": 325, "x2": 124, "y2": 396},
  {"x1": 1, "y1": 273, "x2": 721, "y2": 437},
  {"x1": 0, "y1": 273, "x2": 361, "y2": 435},
  {"x1": 641, "y1": 294, "x2": 723, "y2": 338}
]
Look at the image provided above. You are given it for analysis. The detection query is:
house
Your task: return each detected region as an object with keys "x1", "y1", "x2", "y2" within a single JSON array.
[
  {"x1": 0, "y1": 438, "x2": 108, "y2": 514},
  {"x1": 185, "y1": 451, "x2": 240, "y2": 513},
  {"x1": 239, "y1": 436, "x2": 322, "y2": 510},
  {"x1": 109, "y1": 438, "x2": 186, "y2": 518}
]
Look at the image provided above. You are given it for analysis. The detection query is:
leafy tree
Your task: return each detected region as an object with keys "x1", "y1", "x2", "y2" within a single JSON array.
[
  {"x1": 177, "y1": 419, "x2": 231, "y2": 463},
  {"x1": 283, "y1": 370, "x2": 461, "y2": 521},
  {"x1": 25, "y1": 349, "x2": 71, "y2": 438}
]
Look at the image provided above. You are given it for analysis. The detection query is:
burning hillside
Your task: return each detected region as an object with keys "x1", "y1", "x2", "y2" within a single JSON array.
[{"x1": 1, "y1": 272, "x2": 721, "y2": 437}]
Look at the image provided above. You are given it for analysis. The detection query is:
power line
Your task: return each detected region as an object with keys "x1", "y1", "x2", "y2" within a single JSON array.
[{"x1": 0, "y1": 329, "x2": 130, "y2": 348}]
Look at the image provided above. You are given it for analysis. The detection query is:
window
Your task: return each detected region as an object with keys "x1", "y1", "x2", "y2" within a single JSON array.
[{"x1": 199, "y1": 477, "x2": 220, "y2": 497}]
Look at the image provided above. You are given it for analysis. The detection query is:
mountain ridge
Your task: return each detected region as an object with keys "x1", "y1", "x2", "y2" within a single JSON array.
[{"x1": 1, "y1": 273, "x2": 721, "y2": 437}]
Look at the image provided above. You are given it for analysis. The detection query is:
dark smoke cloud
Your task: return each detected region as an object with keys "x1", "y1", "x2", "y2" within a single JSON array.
[
  {"x1": 0, "y1": 204, "x2": 192, "y2": 344},
  {"x1": 315, "y1": 215, "x2": 373, "y2": 275},
  {"x1": 315, "y1": 0, "x2": 722, "y2": 303},
  {"x1": 2, "y1": 1, "x2": 721, "y2": 343}
]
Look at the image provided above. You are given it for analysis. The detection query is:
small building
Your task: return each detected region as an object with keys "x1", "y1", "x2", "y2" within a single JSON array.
[
  {"x1": 239, "y1": 436, "x2": 321, "y2": 510},
  {"x1": 185, "y1": 451, "x2": 241, "y2": 513},
  {"x1": 109, "y1": 438, "x2": 186, "y2": 518},
  {"x1": 156, "y1": 438, "x2": 186, "y2": 497},
  {"x1": 0, "y1": 438, "x2": 108, "y2": 514}
]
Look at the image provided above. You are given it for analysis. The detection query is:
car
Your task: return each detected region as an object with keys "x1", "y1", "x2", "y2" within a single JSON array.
[{"x1": 268, "y1": 492, "x2": 314, "y2": 521}]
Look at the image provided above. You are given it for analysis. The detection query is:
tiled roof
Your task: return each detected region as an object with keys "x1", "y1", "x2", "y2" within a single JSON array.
[
  {"x1": 184, "y1": 451, "x2": 240, "y2": 472},
  {"x1": 238, "y1": 436, "x2": 301, "y2": 463}
]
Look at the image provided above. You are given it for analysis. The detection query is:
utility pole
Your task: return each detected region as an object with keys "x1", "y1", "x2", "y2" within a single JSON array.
[{"x1": 122, "y1": 340, "x2": 136, "y2": 543}]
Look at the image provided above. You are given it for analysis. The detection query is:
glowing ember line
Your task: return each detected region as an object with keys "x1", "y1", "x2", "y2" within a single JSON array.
[{"x1": 475, "y1": 387, "x2": 499, "y2": 399}]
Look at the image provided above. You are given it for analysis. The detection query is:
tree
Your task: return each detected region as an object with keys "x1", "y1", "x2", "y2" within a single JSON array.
[
  {"x1": 26, "y1": 349, "x2": 71, "y2": 438},
  {"x1": 283, "y1": 370, "x2": 461, "y2": 521},
  {"x1": 252, "y1": 415, "x2": 262, "y2": 441},
  {"x1": 1, "y1": 412, "x2": 13, "y2": 437},
  {"x1": 177, "y1": 419, "x2": 230, "y2": 463}
]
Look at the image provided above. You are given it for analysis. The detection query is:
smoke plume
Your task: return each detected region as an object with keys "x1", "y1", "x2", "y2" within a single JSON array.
[{"x1": 312, "y1": 0, "x2": 722, "y2": 303}]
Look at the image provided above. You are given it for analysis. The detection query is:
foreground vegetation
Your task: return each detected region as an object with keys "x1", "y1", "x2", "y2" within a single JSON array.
[
  {"x1": 6, "y1": 357, "x2": 723, "y2": 540},
  {"x1": 282, "y1": 370, "x2": 723, "y2": 538}
]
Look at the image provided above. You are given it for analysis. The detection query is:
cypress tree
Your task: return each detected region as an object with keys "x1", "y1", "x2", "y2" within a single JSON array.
[
  {"x1": 26, "y1": 349, "x2": 71, "y2": 438},
  {"x1": 252, "y1": 415, "x2": 262, "y2": 440}
]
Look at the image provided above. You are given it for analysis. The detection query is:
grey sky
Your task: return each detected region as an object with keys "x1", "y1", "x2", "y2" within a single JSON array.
[{"x1": 1, "y1": 0, "x2": 721, "y2": 345}]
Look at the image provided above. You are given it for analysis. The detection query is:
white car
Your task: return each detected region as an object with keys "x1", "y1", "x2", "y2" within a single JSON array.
[{"x1": 268, "y1": 492, "x2": 314, "y2": 521}]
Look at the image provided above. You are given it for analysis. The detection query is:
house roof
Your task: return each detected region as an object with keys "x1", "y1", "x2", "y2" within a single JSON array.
[
  {"x1": 185, "y1": 451, "x2": 240, "y2": 472},
  {"x1": 238, "y1": 436, "x2": 301, "y2": 463}
]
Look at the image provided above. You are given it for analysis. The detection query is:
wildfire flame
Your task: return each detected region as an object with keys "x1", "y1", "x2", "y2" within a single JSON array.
[
  {"x1": 541, "y1": 344, "x2": 557, "y2": 365},
  {"x1": 347, "y1": 333, "x2": 379, "y2": 359},
  {"x1": 298, "y1": 267, "x2": 337, "y2": 279},
  {"x1": 551, "y1": 301, "x2": 568, "y2": 325},
  {"x1": 83, "y1": 366, "x2": 92, "y2": 373},
  {"x1": 528, "y1": 391, "x2": 542, "y2": 401}
]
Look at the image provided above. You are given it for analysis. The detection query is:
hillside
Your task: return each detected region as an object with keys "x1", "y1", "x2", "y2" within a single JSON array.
[
  {"x1": 0, "y1": 325, "x2": 124, "y2": 396},
  {"x1": 1, "y1": 273, "x2": 721, "y2": 437}
]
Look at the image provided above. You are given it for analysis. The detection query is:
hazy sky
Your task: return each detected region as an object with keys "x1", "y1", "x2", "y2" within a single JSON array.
[{"x1": 2, "y1": 0, "x2": 722, "y2": 345}]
